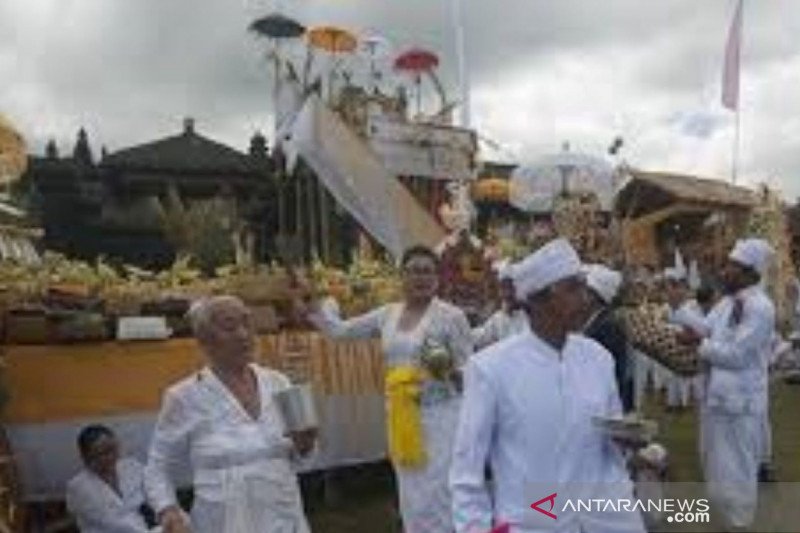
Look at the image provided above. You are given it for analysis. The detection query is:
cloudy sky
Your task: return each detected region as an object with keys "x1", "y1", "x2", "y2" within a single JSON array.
[{"x1": 2, "y1": 0, "x2": 799, "y2": 198}]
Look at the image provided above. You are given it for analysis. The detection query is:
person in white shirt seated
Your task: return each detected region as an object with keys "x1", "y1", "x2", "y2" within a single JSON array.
[
  {"x1": 66, "y1": 424, "x2": 157, "y2": 533},
  {"x1": 472, "y1": 260, "x2": 529, "y2": 350},
  {"x1": 144, "y1": 295, "x2": 315, "y2": 533},
  {"x1": 450, "y1": 238, "x2": 646, "y2": 533}
]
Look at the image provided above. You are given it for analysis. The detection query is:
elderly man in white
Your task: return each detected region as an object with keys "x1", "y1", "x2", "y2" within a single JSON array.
[
  {"x1": 679, "y1": 238, "x2": 776, "y2": 531},
  {"x1": 144, "y1": 296, "x2": 314, "y2": 533},
  {"x1": 450, "y1": 239, "x2": 645, "y2": 533}
]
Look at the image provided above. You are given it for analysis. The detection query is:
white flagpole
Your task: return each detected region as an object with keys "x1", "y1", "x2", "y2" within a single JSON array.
[
  {"x1": 273, "y1": 0, "x2": 286, "y2": 143},
  {"x1": 451, "y1": 0, "x2": 470, "y2": 128},
  {"x1": 732, "y1": 1, "x2": 743, "y2": 185},
  {"x1": 450, "y1": 0, "x2": 476, "y2": 237},
  {"x1": 733, "y1": 98, "x2": 741, "y2": 185},
  {"x1": 722, "y1": 0, "x2": 744, "y2": 185}
]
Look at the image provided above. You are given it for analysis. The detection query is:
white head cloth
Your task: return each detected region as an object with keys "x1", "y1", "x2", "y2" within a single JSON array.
[
  {"x1": 662, "y1": 267, "x2": 686, "y2": 282},
  {"x1": 584, "y1": 263, "x2": 623, "y2": 304},
  {"x1": 729, "y1": 238, "x2": 775, "y2": 276},
  {"x1": 512, "y1": 238, "x2": 582, "y2": 300}
]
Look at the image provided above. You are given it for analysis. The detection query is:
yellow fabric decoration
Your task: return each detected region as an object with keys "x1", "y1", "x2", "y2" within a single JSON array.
[{"x1": 385, "y1": 366, "x2": 427, "y2": 468}]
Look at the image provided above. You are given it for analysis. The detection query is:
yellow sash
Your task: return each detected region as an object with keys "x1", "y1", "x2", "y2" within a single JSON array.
[{"x1": 385, "y1": 366, "x2": 427, "y2": 468}]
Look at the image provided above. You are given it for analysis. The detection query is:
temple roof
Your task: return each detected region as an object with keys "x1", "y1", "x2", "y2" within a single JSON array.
[{"x1": 101, "y1": 118, "x2": 261, "y2": 176}]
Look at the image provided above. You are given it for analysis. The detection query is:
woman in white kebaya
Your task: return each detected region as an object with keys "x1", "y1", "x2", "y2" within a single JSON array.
[
  {"x1": 144, "y1": 296, "x2": 315, "y2": 533},
  {"x1": 304, "y1": 245, "x2": 473, "y2": 533},
  {"x1": 66, "y1": 425, "x2": 156, "y2": 533}
]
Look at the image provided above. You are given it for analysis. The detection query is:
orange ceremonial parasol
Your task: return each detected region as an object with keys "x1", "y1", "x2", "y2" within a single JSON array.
[
  {"x1": 306, "y1": 26, "x2": 358, "y2": 100},
  {"x1": 0, "y1": 113, "x2": 27, "y2": 184},
  {"x1": 307, "y1": 26, "x2": 357, "y2": 54},
  {"x1": 472, "y1": 178, "x2": 510, "y2": 203}
]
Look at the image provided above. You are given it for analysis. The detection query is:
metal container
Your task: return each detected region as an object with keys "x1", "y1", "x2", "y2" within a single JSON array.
[{"x1": 273, "y1": 383, "x2": 319, "y2": 432}]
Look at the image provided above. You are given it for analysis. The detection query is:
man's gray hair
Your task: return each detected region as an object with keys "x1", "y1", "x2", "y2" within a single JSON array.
[{"x1": 187, "y1": 295, "x2": 246, "y2": 338}]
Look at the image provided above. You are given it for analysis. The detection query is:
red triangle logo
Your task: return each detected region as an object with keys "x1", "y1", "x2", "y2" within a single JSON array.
[{"x1": 531, "y1": 492, "x2": 558, "y2": 520}]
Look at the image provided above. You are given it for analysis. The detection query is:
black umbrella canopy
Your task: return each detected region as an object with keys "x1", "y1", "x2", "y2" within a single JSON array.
[{"x1": 249, "y1": 13, "x2": 305, "y2": 40}]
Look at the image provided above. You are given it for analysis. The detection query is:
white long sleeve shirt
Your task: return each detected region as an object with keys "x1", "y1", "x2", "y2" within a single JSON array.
[
  {"x1": 699, "y1": 285, "x2": 775, "y2": 415},
  {"x1": 144, "y1": 364, "x2": 310, "y2": 533},
  {"x1": 309, "y1": 297, "x2": 474, "y2": 370},
  {"x1": 669, "y1": 299, "x2": 710, "y2": 336},
  {"x1": 66, "y1": 457, "x2": 151, "y2": 533},
  {"x1": 471, "y1": 308, "x2": 529, "y2": 350},
  {"x1": 450, "y1": 331, "x2": 645, "y2": 533}
]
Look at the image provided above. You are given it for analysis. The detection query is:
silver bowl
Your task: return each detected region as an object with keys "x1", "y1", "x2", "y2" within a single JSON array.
[{"x1": 273, "y1": 383, "x2": 319, "y2": 432}]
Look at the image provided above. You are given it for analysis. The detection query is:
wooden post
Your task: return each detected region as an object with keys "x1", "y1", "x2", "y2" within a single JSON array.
[
  {"x1": 319, "y1": 182, "x2": 331, "y2": 263},
  {"x1": 295, "y1": 170, "x2": 304, "y2": 261},
  {"x1": 307, "y1": 171, "x2": 318, "y2": 262},
  {"x1": 277, "y1": 171, "x2": 286, "y2": 238}
]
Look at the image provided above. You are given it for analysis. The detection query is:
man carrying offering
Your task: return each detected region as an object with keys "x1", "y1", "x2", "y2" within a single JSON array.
[
  {"x1": 450, "y1": 238, "x2": 645, "y2": 533},
  {"x1": 679, "y1": 238, "x2": 776, "y2": 531}
]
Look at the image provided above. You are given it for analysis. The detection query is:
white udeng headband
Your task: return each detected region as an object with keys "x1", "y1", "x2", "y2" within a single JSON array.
[
  {"x1": 512, "y1": 239, "x2": 582, "y2": 300},
  {"x1": 729, "y1": 238, "x2": 774, "y2": 276}
]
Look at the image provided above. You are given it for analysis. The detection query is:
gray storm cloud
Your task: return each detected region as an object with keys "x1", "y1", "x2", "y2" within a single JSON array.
[{"x1": 1, "y1": 0, "x2": 798, "y2": 198}]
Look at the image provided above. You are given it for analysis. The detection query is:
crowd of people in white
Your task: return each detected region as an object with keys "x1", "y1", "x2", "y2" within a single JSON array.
[{"x1": 63, "y1": 236, "x2": 794, "y2": 533}]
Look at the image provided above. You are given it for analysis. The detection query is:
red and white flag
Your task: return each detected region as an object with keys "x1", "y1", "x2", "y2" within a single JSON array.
[{"x1": 722, "y1": 0, "x2": 743, "y2": 110}]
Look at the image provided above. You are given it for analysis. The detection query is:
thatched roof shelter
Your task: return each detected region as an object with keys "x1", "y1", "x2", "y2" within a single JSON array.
[{"x1": 615, "y1": 169, "x2": 756, "y2": 219}]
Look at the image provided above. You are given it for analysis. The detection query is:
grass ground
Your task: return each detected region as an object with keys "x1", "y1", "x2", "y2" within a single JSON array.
[
  {"x1": 304, "y1": 380, "x2": 800, "y2": 532},
  {"x1": 642, "y1": 380, "x2": 800, "y2": 483}
]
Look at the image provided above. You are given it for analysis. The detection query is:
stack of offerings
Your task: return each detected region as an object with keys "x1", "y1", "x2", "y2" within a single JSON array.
[
  {"x1": 551, "y1": 193, "x2": 614, "y2": 263},
  {"x1": 621, "y1": 304, "x2": 699, "y2": 376}
]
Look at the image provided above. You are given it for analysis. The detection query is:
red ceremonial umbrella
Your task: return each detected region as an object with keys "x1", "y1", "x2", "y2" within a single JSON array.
[
  {"x1": 394, "y1": 48, "x2": 442, "y2": 116},
  {"x1": 394, "y1": 48, "x2": 439, "y2": 72}
]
